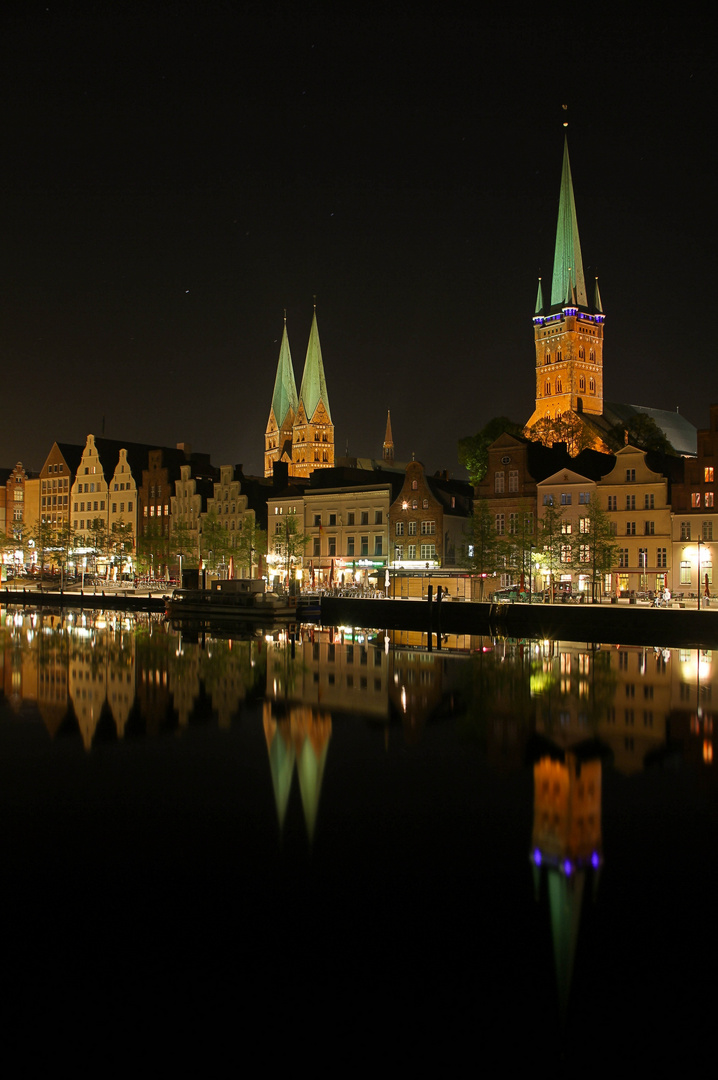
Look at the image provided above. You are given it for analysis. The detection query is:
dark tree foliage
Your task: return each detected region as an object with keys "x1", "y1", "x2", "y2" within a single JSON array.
[
  {"x1": 458, "y1": 416, "x2": 524, "y2": 484},
  {"x1": 607, "y1": 413, "x2": 675, "y2": 455}
]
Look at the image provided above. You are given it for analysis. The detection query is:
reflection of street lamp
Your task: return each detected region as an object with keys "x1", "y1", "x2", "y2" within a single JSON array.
[{"x1": 529, "y1": 544, "x2": 536, "y2": 604}]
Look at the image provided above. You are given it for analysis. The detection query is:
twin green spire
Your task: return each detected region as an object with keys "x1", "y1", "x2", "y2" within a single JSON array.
[
  {"x1": 270, "y1": 306, "x2": 331, "y2": 427},
  {"x1": 270, "y1": 314, "x2": 298, "y2": 428},
  {"x1": 298, "y1": 307, "x2": 332, "y2": 422}
]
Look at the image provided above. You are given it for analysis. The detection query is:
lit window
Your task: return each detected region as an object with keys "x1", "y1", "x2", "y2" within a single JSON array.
[
  {"x1": 705, "y1": 467, "x2": 714, "y2": 482},
  {"x1": 692, "y1": 493, "x2": 701, "y2": 508}
]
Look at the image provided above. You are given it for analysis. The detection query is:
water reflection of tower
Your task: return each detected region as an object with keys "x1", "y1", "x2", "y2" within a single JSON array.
[
  {"x1": 262, "y1": 626, "x2": 392, "y2": 839},
  {"x1": 531, "y1": 752, "x2": 603, "y2": 1025},
  {"x1": 262, "y1": 700, "x2": 331, "y2": 842}
]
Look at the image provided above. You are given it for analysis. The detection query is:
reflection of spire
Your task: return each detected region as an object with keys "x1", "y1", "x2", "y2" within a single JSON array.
[
  {"x1": 531, "y1": 754, "x2": 603, "y2": 1024},
  {"x1": 263, "y1": 703, "x2": 296, "y2": 833},
  {"x1": 293, "y1": 706, "x2": 332, "y2": 842},
  {"x1": 262, "y1": 702, "x2": 332, "y2": 842}
]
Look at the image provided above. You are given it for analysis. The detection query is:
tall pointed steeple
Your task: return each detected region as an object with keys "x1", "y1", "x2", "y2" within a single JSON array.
[
  {"x1": 550, "y1": 138, "x2": 587, "y2": 311},
  {"x1": 297, "y1": 305, "x2": 331, "y2": 424},
  {"x1": 272, "y1": 314, "x2": 298, "y2": 429},
  {"x1": 383, "y1": 410, "x2": 394, "y2": 464},
  {"x1": 526, "y1": 136, "x2": 606, "y2": 436},
  {"x1": 264, "y1": 313, "x2": 298, "y2": 478},
  {"x1": 291, "y1": 303, "x2": 335, "y2": 477}
]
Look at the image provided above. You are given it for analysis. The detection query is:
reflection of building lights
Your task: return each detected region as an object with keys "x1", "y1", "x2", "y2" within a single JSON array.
[
  {"x1": 703, "y1": 740, "x2": 713, "y2": 764},
  {"x1": 401, "y1": 686, "x2": 407, "y2": 713}
]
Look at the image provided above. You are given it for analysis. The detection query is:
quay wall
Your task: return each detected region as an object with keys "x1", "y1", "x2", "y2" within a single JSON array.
[
  {"x1": 320, "y1": 596, "x2": 718, "y2": 648},
  {"x1": 1, "y1": 588, "x2": 167, "y2": 613}
]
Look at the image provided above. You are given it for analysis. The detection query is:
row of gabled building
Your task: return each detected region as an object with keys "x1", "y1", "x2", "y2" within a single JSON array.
[
  {"x1": 0, "y1": 421, "x2": 475, "y2": 587},
  {"x1": 0, "y1": 435, "x2": 277, "y2": 578}
]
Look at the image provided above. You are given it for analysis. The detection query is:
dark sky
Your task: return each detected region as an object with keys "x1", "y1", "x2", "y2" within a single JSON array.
[{"x1": 1, "y1": 6, "x2": 715, "y2": 477}]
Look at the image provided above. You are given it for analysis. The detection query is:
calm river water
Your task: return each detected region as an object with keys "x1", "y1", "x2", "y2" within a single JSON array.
[{"x1": 1, "y1": 606, "x2": 715, "y2": 1068}]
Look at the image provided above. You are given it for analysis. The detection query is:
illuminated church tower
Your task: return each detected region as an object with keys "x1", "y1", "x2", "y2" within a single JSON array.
[
  {"x1": 291, "y1": 304, "x2": 334, "y2": 478},
  {"x1": 264, "y1": 314, "x2": 298, "y2": 477},
  {"x1": 526, "y1": 138, "x2": 606, "y2": 434}
]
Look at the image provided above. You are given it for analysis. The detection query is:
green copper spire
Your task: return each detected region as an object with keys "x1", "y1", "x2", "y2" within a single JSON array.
[
  {"x1": 298, "y1": 306, "x2": 331, "y2": 422},
  {"x1": 551, "y1": 138, "x2": 587, "y2": 310},
  {"x1": 594, "y1": 276, "x2": 603, "y2": 314},
  {"x1": 271, "y1": 314, "x2": 298, "y2": 427}
]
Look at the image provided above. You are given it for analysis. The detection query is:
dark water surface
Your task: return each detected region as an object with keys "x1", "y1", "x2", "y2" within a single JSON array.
[{"x1": 1, "y1": 608, "x2": 715, "y2": 1068}]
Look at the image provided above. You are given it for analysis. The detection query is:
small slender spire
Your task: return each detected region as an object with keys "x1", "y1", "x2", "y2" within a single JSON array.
[
  {"x1": 383, "y1": 410, "x2": 394, "y2": 464},
  {"x1": 594, "y1": 276, "x2": 603, "y2": 314},
  {"x1": 535, "y1": 277, "x2": 544, "y2": 315}
]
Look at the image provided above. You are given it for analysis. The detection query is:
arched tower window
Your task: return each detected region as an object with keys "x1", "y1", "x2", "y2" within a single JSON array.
[
  {"x1": 556, "y1": 376, "x2": 562, "y2": 393},
  {"x1": 545, "y1": 351, "x2": 550, "y2": 365},
  {"x1": 556, "y1": 348, "x2": 562, "y2": 363},
  {"x1": 578, "y1": 346, "x2": 585, "y2": 360},
  {"x1": 545, "y1": 379, "x2": 551, "y2": 396},
  {"x1": 579, "y1": 375, "x2": 585, "y2": 391},
  {"x1": 589, "y1": 377, "x2": 596, "y2": 393},
  {"x1": 589, "y1": 349, "x2": 595, "y2": 363}
]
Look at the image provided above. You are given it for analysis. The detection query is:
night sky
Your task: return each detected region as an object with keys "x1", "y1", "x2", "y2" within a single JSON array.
[{"x1": 1, "y1": 7, "x2": 715, "y2": 477}]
